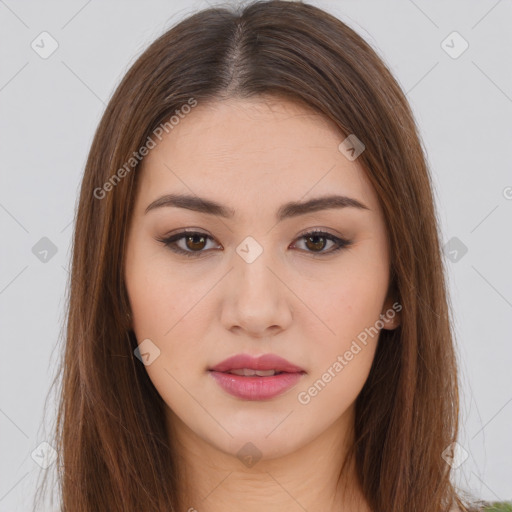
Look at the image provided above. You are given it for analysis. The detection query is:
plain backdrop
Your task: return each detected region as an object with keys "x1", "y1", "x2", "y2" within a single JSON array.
[{"x1": 1, "y1": 0, "x2": 511, "y2": 510}]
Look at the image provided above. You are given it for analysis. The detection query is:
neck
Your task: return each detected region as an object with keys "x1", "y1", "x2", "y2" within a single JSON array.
[{"x1": 166, "y1": 406, "x2": 371, "y2": 512}]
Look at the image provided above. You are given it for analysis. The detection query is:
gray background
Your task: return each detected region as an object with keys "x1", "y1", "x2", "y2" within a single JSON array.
[{"x1": 1, "y1": 0, "x2": 511, "y2": 510}]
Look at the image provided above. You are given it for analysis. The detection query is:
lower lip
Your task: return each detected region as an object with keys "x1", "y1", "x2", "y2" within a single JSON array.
[{"x1": 209, "y1": 371, "x2": 304, "y2": 400}]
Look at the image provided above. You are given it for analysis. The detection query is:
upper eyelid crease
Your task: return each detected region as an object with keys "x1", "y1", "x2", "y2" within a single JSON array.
[{"x1": 144, "y1": 193, "x2": 370, "y2": 220}]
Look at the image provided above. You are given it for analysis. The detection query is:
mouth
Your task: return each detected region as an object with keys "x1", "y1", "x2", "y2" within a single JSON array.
[
  {"x1": 208, "y1": 353, "x2": 306, "y2": 400},
  {"x1": 221, "y1": 368, "x2": 290, "y2": 377},
  {"x1": 209, "y1": 353, "x2": 305, "y2": 374}
]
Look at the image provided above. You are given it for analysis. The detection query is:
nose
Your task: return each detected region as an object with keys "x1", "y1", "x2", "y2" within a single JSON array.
[{"x1": 220, "y1": 246, "x2": 293, "y2": 338}]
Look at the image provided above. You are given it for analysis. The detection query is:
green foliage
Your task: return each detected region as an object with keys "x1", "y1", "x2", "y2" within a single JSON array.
[{"x1": 486, "y1": 502, "x2": 512, "y2": 512}]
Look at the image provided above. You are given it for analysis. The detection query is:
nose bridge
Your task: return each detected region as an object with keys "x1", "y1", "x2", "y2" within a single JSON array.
[
  {"x1": 221, "y1": 234, "x2": 292, "y2": 335},
  {"x1": 234, "y1": 234, "x2": 281, "y2": 300}
]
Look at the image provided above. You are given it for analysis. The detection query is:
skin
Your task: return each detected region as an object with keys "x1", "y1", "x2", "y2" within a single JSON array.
[{"x1": 124, "y1": 96, "x2": 400, "y2": 512}]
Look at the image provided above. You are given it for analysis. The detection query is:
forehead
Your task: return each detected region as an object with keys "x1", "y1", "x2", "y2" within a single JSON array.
[{"x1": 136, "y1": 96, "x2": 380, "y2": 215}]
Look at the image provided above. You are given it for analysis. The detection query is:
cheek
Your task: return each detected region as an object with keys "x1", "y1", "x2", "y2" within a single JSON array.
[
  {"x1": 299, "y1": 267, "x2": 388, "y2": 352},
  {"x1": 126, "y1": 243, "x2": 196, "y2": 336},
  {"x1": 125, "y1": 253, "x2": 210, "y2": 418},
  {"x1": 296, "y1": 253, "x2": 388, "y2": 411},
  {"x1": 127, "y1": 273, "x2": 176, "y2": 340},
  {"x1": 294, "y1": 275, "x2": 384, "y2": 420},
  {"x1": 125, "y1": 246, "x2": 213, "y2": 374}
]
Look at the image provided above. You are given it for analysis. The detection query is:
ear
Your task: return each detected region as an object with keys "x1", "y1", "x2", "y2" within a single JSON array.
[{"x1": 380, "y1": 295, "x2": 401, "y2": 330}]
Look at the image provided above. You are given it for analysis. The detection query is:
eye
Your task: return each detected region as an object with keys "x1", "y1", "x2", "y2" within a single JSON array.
[
  {"x1": 290, "y1": 229, "x2": 352, "y2": 256},
  {"x1": 156, "y1": 230, "x2": 220, "y2": 258},
  {"x1": 156, "y1": 229, "x2": 352, "y2": 258}
]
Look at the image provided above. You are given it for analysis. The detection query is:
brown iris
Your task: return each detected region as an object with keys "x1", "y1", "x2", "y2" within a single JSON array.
[
  {"x1": 304, "y1": 234, "x2": 327, "y2": 252},
  {"x1": 185, "y1": 234, "x2": 207, "y2": 251}
]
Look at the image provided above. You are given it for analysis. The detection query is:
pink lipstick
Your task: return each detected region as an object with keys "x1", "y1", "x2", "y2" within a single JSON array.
[{"x1": 208, "y1": 353, "x2": 306, "y2": 400}]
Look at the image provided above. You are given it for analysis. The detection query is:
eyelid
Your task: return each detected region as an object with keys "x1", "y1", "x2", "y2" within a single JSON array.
[
  {"x1": 289, "y1": 229, "x2": 352, "y2": 255},
  {"x1": 156, "y1": 229, "x2": 220, "y2": 258},
  {"x1": 156, "y1": 228, "x2": 352, "y2": 257}
]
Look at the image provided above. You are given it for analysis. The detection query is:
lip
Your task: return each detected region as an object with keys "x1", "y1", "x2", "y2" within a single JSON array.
[
  {"x1": 209, "y1": 353, "x2": 305, "y2": 373},
  {"x1": 208, "y1": 353, "x2": 306, "y2": 401}
]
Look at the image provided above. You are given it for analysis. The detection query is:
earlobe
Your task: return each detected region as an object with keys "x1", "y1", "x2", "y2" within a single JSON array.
[
  {"x1": 380, "y1": 297, "x2": 401, "y2": 330},
  {"x1": 381, "y1": 314, "x2": 400, "y2": 330}
]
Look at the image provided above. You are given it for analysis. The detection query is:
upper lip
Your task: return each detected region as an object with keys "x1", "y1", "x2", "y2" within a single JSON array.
[{"x1": 209, "y1": 353, "x2": 306, "y2": 373}]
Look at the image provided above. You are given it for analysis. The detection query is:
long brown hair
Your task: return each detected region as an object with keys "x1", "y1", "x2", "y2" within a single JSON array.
[{"x1": 35, "y1": 1, "x2": 487, "y2": 510}]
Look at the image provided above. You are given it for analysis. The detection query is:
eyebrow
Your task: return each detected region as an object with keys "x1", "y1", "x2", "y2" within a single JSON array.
[{"x1": 144, "y1": 193, "x2": 370, "y2": 221}]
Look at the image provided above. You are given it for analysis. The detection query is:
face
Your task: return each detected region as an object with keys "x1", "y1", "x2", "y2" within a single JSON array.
[{"x1": 124, "y1": 96, "x2": 399, "y2": 461}]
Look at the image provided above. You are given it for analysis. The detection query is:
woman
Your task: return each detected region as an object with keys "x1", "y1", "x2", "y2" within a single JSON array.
[{"x1": 36, "y1": 1, "x2": 508, "y2": 511}]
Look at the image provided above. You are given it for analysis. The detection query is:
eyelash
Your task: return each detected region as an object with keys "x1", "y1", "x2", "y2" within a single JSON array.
[{"x1": 156, "y1": 229, "x2": 352, "y2": 258}]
